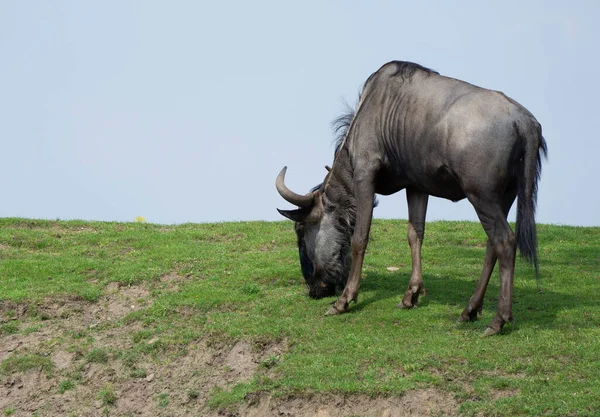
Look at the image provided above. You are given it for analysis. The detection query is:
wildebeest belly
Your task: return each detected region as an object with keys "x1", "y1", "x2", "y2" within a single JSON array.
[
  {"x1": 419, "y1": 164, "x2": 466, "y2": 201},
  {"x1": 374, "y1": 164, "x2": 466, "y2": 201}
]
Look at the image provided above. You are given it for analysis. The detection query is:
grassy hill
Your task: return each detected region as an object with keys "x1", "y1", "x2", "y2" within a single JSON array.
[{"x1": 0, "y1": 218, "x2": 599, "y2": 416}]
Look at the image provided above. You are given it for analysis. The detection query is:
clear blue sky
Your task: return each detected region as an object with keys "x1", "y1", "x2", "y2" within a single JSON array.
[{"x1": 1, "y1": 1, "x2": 598, "y2": 226}]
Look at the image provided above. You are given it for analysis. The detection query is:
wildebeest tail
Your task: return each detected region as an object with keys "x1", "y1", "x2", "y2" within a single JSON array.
[{"x1": 515, "y1": 120, "x2": 548, "y2": 277}]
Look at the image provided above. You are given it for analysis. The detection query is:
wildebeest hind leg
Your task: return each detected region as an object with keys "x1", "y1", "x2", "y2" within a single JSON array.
[
  {"x1": 458, "y1": 239, "x2": 497, "y2": 321},
  {"x1": 398, "y1": 188, "x2": 429, "y2": 309},
  {"x1": 469, "y1": 196, "x2": 517, "y2": 336},
  {"x1": 460, "y1": 191, "x2": 515, "y2": 325}
]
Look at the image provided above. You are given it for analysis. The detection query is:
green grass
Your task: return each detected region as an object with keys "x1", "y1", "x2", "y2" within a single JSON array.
[
  {"x1": 0, "y1": 354, "x2": 53, "y2": 376},
  {"x1": 157, "y1": 392, "x2": 169, "y2": 408},
  {"x1": 0, "y1": 322, "x2": 19, "y2": 335},
  {"x1": 97, "y1": 383, "x2": 116, "y2": 406},
  {"x1": 1, "y1": 217, "x2": 599, "y2": 416},
  {"x1": 86, "y1": 348, "x2": 109, "y2": 364},
  {"x1": 58, "y1": 379, "x2": 75, "y2": 394}
]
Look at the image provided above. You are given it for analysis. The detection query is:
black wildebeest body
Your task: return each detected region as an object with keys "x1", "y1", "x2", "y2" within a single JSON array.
[{"x1": 276, "y1": 61, "x2": 547, "y2": 335}]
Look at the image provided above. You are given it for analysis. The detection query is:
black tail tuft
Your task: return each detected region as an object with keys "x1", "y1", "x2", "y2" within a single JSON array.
[{"x1": 515, "y1": 122, "x2": 547, "y2": 278}]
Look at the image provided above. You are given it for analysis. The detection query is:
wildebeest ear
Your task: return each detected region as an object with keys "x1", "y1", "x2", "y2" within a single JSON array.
[
  {"x1": 277, "y1": 207, "x2": 312, "y2": 222},
  {"x1": 278, "y1": 191, "x2": 324, "y2": 223}
]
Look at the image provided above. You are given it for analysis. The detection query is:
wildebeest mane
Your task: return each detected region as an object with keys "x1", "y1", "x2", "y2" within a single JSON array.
[
  {"x1": 332, "y1": 104, "x2": 355, "y2": 155},
  {"x1": 331, "y1": 61, "x2": 438, "y2": 154},
  {"x1": 389, "y1": 60, "x2": 438, "y2": 80}
]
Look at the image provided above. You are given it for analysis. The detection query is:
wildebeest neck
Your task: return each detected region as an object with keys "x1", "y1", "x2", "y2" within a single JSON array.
[{"x1": 323, "y1": 145, "x2": 356, "y2": 212}]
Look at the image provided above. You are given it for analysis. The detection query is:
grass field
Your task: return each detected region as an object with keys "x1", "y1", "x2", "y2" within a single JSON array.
[{"x1": 0, "y1": 218, "x2": 599, "y2": 416}]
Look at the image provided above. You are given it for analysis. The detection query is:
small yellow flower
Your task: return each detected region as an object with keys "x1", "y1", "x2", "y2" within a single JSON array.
[{"x1": 135, "y1": 216, "x2": 147, "y2": 223}]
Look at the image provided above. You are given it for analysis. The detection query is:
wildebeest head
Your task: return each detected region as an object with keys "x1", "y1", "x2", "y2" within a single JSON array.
[{"x1": 276, "y1": 166, "x2": 353, "y2": 299}]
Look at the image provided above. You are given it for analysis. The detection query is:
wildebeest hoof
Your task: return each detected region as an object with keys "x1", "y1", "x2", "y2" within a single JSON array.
[
  {"x1": 458, "y1": 308, "x2": 479, "y2": 322},
  {"x1": 325, "y1": 306, "x2": 342, "y2": 316},
  {"x1": 399, "y1": 286, "x2": 424, "y2": 309},
  {"x1": 482, "y1": 326, "x2": 500, "y2": 337}
]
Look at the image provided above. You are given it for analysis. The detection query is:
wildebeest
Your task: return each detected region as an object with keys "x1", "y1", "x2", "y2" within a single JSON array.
[{"x1": 276, "y1": 61, "x2": 547, "y2": 335}]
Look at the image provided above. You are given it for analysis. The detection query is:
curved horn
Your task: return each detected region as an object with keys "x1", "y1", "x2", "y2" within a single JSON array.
[{"x1": 275, "y1": 166, "x2": 315, "y2": 208}]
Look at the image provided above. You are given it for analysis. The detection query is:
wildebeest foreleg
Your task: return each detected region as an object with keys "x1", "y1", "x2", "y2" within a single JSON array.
[
  {"x1": 327, "y1": 170, "x2": 376, "y2": 315},
  {"x1": 398, "y1": 188, "x2": 429, "y2": 309}
]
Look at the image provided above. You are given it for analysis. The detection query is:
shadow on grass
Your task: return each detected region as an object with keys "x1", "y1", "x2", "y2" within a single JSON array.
[
  {"x1": 320, "y1": 245, "x2": 600, "y2": 333},
  {"x1": 275, "y1": 223, "x2": 599, "y2": 334}
]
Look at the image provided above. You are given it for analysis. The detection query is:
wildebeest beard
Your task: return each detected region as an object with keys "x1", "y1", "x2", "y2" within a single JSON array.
[{"x1": 293, "y1": 200, "x2": 355, "y2": 299}]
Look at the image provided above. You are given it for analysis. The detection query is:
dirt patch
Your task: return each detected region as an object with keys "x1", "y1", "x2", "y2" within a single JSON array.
[
  {"x1": 259, "y1": 240, "x2": 278, "y2": 252},
  {"x1": 158, "y1": 271, "x2": 192, "y2": 293},
  {"x1": 0, "y1": 368, "x2": 57, "y2": 413},
  {"x1": 491, "y1": 388, "x2": 520, "y2": 401},
  {"x1": 1, "y1": 334, "x2": 458, "y2": 417},
  {"x1": 100, "y1": 282, "x2": 151, "y2": 321},
  {"x1": 233, "y1": 390, "x2": 458, "y2": 417},
  {"x1": 0, "y1": 283, "x2": 150, "y2": 327},
  {"x1": 222, "y1": 341, "x2": 257, "y2": 382},
  {"x1": 0, "y1": 282, "x2": 151, "y2": 364},
  {"x1": 0, "y1": 302, "x2": 28, "y2": 320},
  {"x1": 5, "y1": 222, "x2": 98, "y2": 234},
  {"x1": 51, "y1": 350, "x2": 74, "y2": 370},
  {"x1": 208, "y1": 233, "x2": 246, "y2": 243},
  {"x1": 0, "y1": 281, "x2": 459, "y2": 417}
]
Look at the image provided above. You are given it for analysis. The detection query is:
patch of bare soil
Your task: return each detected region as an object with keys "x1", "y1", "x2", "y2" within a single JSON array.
[
  {"x1": 491, "y1": 388, "x2": 520, "y2": 401},
  {"x1": 1, "y1": 278, "x2": 459, "y2": 417},
  {"x1": 235, "y1": 390, "x2": 458, "y2": 417},
  {"x1": 158, "y1": 271, "x2": 191, "y2": 293}
]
